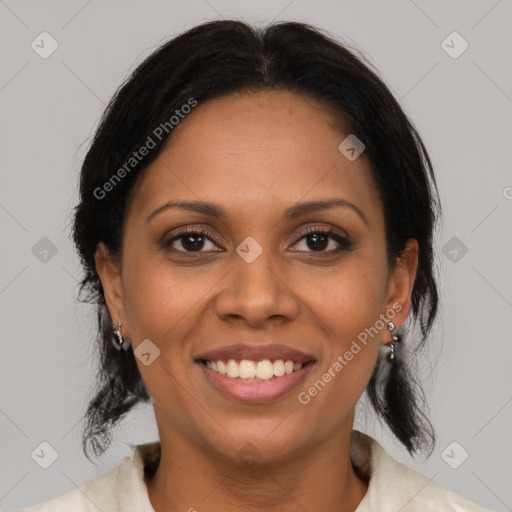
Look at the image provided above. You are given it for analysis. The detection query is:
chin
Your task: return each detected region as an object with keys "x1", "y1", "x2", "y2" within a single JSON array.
[{"x1": 195, "y1": 416, "x2": 311, "y2": 467}]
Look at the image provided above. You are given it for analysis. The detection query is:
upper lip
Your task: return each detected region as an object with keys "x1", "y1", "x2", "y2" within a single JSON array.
[{"x1": 195, "y1": 343, "x2": 315, "y2": 364}]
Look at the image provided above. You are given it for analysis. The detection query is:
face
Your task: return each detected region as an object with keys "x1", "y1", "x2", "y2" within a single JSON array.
[{"x1": 96, "y1": 90, "x2": 417, "y2": 464}]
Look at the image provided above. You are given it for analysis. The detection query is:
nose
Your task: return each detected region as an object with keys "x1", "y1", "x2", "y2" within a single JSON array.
[{"x1": 214, "y1": 245, "x2": 300, "y2": 328}]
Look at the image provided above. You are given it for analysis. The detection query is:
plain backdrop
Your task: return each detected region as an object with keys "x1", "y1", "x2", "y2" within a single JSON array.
[{"x1": 1, "y1": 1, "x2": 511, "y2": 511}]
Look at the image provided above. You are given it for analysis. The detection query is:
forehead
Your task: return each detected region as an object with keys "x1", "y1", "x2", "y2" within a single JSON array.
[{"x1": 127, "y1": 90, "x2": 381, "y2": 225}]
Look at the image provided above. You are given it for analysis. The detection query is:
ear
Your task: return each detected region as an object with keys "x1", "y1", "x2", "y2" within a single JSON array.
[
  {"x1": 95, "y1": 242, "x2": 129, "y2": 338},
  {"x1": 384, "y1": 238, "x2": 418, "y2": 329}
]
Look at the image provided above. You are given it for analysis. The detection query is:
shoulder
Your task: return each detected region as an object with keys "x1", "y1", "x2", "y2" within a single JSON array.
[
  {"x1": 19, "y1": 465, "x2": 120, "y2": 512},
  {"x1": 19, "y1": 442, "x2": 159, "y2": 512},
  {"x1": 352, "y1": 431, "x2": 494, "y2": 512}
]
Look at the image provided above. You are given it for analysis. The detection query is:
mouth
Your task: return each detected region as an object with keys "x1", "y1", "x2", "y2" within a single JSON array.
[
  {"x1": 194, "y1": 344, "x2": 316, "y2": 403},
  {"x1": 197, "y1": 358, "x2": 314, "y2": 381}
]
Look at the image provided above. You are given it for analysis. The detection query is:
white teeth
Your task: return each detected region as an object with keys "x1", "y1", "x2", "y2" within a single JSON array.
[
  {"x1": 226, "y1": 359, "x2": 239, "y2": 378},
  {"x1": 217, "y1": 360, "x2": 227, "y2": 375},
  {"x1": 273, "y1": 360, "x2": 285, "y2": 377},
  {"x1": 206, "y1": 358, "x2": 304, "y2": 381},
  {"x1": 239, "y1": 360, "x2": 256, "y2": 379},
  {"x1": 256, "y1": 359, "x2": 274, "y2": 380}
]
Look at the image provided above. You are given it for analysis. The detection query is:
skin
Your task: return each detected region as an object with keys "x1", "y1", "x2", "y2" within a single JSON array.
[{"x1": 95, "y1": 90, "x2": 418, "y2": 512}]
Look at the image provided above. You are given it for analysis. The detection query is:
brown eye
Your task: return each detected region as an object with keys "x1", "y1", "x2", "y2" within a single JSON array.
[
  {"x1": 291, "y1": 227, "x2": 351, "y2": 254},
  {"x1": 306, "y1": 233, "x2": 329, "y2": 251},
  {"x1": 162, "y1": 228, "x2": 222, "y2": 253}
]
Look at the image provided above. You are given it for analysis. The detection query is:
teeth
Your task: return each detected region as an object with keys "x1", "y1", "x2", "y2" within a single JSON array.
[
  {"x1": 256, "y1": 359, "x2": 273, "y2": 380},
  {"x1": 206, "y1": 358, "x2": 304, "y2": 381},
  {"x1": 217, "y1": 360, "x2": 227, "y2": 375},
  {"x1": 226, "y1": 359, "x2": 239, "y2": 378},
  {"x1": 273, "y1": 360, "x2": 285, "y2": 377},
  {"x1": 239, "y1": 360, "x2": 256, "y2": 379}
]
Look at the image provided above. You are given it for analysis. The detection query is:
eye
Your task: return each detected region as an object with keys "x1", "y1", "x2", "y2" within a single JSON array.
[
  {"x1": 161, "y1": 225, "x2": 351, "y2": 256},
  {"x1": 290, "y1": 226, "x2": 351, "y2": 254},
  {"x1": 161, "y1": 227, "x2": 223, "y2": 254}
]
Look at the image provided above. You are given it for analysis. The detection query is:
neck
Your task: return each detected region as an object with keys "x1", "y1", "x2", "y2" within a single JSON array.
[{"x1": 145, "y1": 412, "x2": 368, "y2": 512}]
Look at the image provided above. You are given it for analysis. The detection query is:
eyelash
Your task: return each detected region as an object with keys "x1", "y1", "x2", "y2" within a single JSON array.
[{"x1": 161, "y1": 225, "x2": 352, "y2": 256}]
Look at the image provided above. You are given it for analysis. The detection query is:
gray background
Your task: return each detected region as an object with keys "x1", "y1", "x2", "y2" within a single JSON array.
[{"x1": 1, "y1": 1, "x2": 511, "y2": 511}]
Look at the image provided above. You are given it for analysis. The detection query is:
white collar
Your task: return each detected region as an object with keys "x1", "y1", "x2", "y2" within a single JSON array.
[{"x1": 117, "y1": 430, "x2": 488, "y2": 512}]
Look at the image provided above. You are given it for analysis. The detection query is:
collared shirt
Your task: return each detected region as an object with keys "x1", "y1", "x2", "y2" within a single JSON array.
[{"x1": 20, "y1": 430, "x2": 492, "y2": 511}]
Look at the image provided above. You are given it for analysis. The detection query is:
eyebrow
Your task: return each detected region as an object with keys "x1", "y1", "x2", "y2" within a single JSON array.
[{"x1": 146, "y1": 198, "x2": 369, "y2": 226}]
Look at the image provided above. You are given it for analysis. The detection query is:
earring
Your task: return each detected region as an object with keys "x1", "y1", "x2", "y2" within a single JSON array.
[
  {"x1": 112, "y1": 322, "x2": 130, "y2": 352},
  {"x1": 387, "y1": 321, "x2": 399, "y2": 361}
]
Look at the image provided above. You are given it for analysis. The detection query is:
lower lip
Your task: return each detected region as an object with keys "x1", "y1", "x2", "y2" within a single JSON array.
[{"x1": 197, "y1": 362, "x2": 315, "y2": 403}]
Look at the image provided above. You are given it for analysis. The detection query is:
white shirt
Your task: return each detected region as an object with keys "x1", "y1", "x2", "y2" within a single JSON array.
[{"x1": 20, "y1": 431, "x2": 492, "y2": 511}]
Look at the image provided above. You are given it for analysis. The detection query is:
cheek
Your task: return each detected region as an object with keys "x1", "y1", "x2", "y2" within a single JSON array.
[
  {"x1": 120, "y1": 253, "x2": 230, "y2": 393},
  {"x1": 295, "y1": 266, "x2": 386, "y2": 438},
  {"x1": 316, "y1": 255, "x2": 389, "y2": 342},
  {"x1": 301, "y1": 254, "x2": 388, "y2": 405},
  {"x1": 122, "y1": 252, "x2": 206, "y2": 343},
  {"x1": 120, "y1": 256, "x2": 206, "y2": 421},
  {"x1": 120, "y1": 259, "x2": 189, "y2": 387}
]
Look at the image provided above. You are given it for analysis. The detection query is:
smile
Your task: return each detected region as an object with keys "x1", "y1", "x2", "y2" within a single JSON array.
[
  {"x1": 195, "y1": 343, "x2": 316, "y2": 402},
  {"x1": 200, "y1": 358, "x2": 309, "y2": 381},
  {"x1": 196, "y1": 359, "x2": 316, "y2": 404}
]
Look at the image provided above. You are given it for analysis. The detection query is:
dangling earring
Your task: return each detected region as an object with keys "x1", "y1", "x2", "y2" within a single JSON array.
[
  {"x1": 112, "y1": 321, "x2": 130, "y2": 352},
  {"x1": 387, "y1": 321, "x2": 399, "y2": 361}
]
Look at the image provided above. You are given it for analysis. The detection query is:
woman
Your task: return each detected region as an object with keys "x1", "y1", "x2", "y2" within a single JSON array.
[{"x1": 21, "y1": 19, "x2": 493, "y2": 511}]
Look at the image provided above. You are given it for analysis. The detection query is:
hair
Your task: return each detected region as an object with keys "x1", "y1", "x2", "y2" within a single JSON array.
[{"x1": 72, "y1": 19, "x2": 440, "y2": 462}]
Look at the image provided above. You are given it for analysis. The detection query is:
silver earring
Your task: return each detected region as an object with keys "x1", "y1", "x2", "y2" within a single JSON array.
[
  {"x1": 387, "y1": 321, "x2": 399, "y2": 361},
  {"x1": 112, "y1": 322, "x2": 130, "y2": 352}
]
